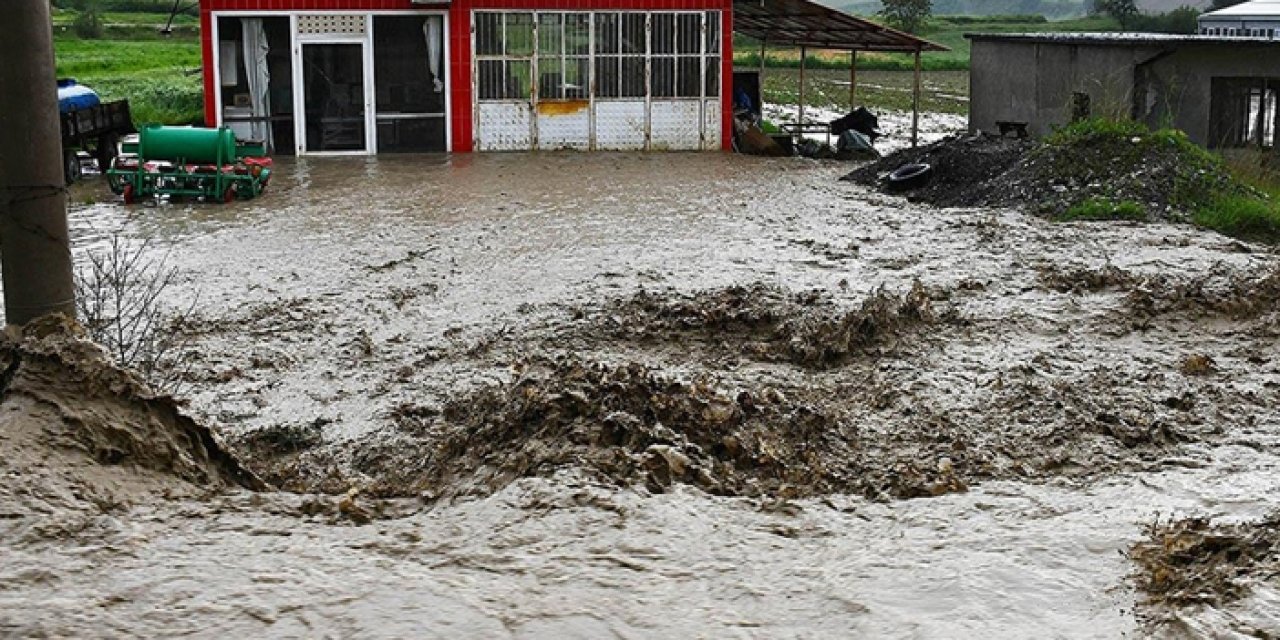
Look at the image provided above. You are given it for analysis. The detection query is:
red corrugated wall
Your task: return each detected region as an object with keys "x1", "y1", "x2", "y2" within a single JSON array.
[{"x1": 200, "y1": 0, "x2": 733, "y2": 152}]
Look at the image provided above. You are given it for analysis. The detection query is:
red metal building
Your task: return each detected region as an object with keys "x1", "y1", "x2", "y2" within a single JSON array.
[{"x1": 200, "y1": 0, "x2": 733, "y2": 155}]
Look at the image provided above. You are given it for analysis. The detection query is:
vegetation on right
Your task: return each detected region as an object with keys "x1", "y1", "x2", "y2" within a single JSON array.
[{"x1": 847, "y1": 117, "x2": 1280, "y2": 245}]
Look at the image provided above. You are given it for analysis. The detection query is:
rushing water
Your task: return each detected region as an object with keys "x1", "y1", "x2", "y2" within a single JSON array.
[{"x1": 3, "y1": 152, "x2": 1279, "y2": 637}]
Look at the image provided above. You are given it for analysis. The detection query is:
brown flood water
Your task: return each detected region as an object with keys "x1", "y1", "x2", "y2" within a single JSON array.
[{"x1": 4, "y1": 152, "x2": 1280, "y2": 637}]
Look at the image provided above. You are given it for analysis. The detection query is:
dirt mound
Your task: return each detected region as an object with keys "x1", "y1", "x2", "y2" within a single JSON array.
[
  {"x1": 1130, "y1": 514, "x2": 1280, "y2": 619},
  {"x1": 842, "y1": 133, "x2": 1033, "y2": 208},
  {"x1": 593, "y1": 281, "x2": 947, "y2": 368},
  {"x1": 0, "y1": 315, "x2": 260, "y2": 528},
  {"x1": 845, "y1": 121, "x2": 1240, "y2": 219}
]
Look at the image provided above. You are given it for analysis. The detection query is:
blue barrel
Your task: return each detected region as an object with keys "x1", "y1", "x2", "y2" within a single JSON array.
[{"x1": 57, "y1": 79, "x2": 100, "y2": 114}]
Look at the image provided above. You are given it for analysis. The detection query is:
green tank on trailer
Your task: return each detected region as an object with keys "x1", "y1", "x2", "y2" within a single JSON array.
[
  {"x1": 136, "y1": 124, "x2": 237, "y2": 164},
  {"x1": 108, "y1": 125, "x2": 272, "y2": 205}
]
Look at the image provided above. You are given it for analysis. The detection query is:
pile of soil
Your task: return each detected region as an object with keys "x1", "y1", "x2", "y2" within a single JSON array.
[
  {"x1": 1130, "y1": 514, "x2": 1280, "y2": 615},
  {"x1": 845, "y1": 124, "x2": 1239, "y2": 219},
  {"x1": 0, "y1": 315, "x2": 259, "y2": 534},
  {"x1": 843, "y1": 133, "x2": 1033, "y2": 208}
]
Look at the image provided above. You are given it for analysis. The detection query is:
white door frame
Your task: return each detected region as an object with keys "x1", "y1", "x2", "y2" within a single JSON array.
[{"x1": 294, "y1": 35, "x2": 374, "y2": 156}]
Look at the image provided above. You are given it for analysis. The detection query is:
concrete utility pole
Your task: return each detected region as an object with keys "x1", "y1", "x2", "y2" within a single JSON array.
[{"x1": 0, "y1": 0, "x2": 77, "y2": 326}]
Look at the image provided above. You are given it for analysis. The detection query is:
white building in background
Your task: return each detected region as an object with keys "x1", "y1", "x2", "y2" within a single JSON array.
[{"x1": 1198, "y1": 0, "x2": 1280, "y2": 37}]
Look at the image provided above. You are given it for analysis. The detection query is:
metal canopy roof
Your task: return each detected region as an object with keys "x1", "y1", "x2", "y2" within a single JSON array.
[{"x1": 733, "y1": 0, "x2": 947, "y2": 52}]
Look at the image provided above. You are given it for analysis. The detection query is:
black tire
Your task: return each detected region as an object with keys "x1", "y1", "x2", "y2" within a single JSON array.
[
  {"x1": 64, "y1": 149, "x2": 82, "y2": 185},
  {"x1": 887, "y1": 163, "x2": 933, "y2": 192},
  {"x1": 96, "y1": 133, "x2": 119, "y2": 173}
]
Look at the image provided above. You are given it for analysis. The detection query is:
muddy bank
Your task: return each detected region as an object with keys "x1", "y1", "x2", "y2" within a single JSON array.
[
  {"x1": 845, "y1": 123, "x2": 1239, "y2": 220},
  {"x1": 0, "y1": 315, "x2": 258, "y2": 538}
]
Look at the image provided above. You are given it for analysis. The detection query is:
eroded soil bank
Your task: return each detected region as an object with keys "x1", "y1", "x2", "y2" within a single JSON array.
[{"x1": 4, "y1": 151, "x2": 1280, "y2": 637}]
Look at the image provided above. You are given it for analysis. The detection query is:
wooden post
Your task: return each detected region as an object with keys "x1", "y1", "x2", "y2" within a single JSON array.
[
  {"x1": 911, "y1": 47, "x2": 922, "y2": 148},
  {"x1": 849, "y1": 50, "x2": 858, "y2": 110},
  {"x1": 759, "y1": 39, "x2": 766, "y2": 76},
  {"x1": 798, "y1": 45, "x2": 807, "y2": 125}
]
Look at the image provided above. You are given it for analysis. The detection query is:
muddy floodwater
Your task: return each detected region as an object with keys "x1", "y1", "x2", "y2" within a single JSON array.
[{"x1": 5, "y1": 152, "x2": 1280, "y2": 637}]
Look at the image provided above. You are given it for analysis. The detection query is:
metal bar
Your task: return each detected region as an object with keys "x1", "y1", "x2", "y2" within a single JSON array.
[
  {"x1": 849, "y1": 50, "x2": 857, "y2": 110},
  {"x1": 798, "y1": 45, "x2": 806, "y2": 125},
  {"x1": 0, "y1": 0, "x2": 76, "y2": 326},
  {"x1": 911, "y1": 46, "x2": 921, "y2": 148}
]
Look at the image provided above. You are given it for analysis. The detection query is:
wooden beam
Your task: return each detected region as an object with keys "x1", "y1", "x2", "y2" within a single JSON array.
[
  {"x1": 912, "y1": 47, "x2": 921, "y2": 148},
  {"x1": 799, "y1": 45, "x2": 807, "y2": 125}
]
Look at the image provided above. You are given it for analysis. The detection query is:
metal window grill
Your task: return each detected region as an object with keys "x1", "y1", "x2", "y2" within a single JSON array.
[{"x1": 477, "y1": 10, "x2": 719, "y2": 103}]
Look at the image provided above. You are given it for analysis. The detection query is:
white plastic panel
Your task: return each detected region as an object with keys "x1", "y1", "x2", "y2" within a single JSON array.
[
  {"x1": 649, "y1": 100, "x2": 701, "y2": 151},
  {"x1": 703, "y1": 100, "x2": 721, "y2": 151},
  {"x1": 477, "y1": 102, "x2": 532, "y2": 151},
  {"x1": 594, "y1": 101, "x2": 646, "y2": 150},
  {"x1": 536, "y1": 101, "x2": 592, "y2": 150},
  {"x1": 297, "y1": 15, "x2": 367, "y2": 36}
]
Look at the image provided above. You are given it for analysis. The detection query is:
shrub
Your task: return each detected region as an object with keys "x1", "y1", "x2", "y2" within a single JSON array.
[{"x1": 73, "y1": 1, "x2": 105, "y2": 39}]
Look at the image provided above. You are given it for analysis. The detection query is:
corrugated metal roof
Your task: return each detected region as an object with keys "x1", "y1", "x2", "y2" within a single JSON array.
[
  {"x1": 733, "y1": 0, "x2": 947, "y2": 52},
  {"x1": 965, "y1": 31, "x2": 1280, "y2": 45},
  {"x1": 1200, "y1": 0, "x2": 1280, "y2": 18}
]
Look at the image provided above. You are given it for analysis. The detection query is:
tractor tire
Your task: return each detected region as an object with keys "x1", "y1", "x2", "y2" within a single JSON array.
[
  {"x1": 64, "y1": 149, "x2": 82, "y2": 185},
  {"x1": 887, "y1": 163, "x2": 933, "y2": 192}
]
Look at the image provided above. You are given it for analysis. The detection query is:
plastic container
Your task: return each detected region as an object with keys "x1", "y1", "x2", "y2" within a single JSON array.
[
  {"x1": 57, "y1": 79, "x2": 100, "y2": 114},
  {"x1": 136, "y1": 125, "x2": 238, "y2": 164}
]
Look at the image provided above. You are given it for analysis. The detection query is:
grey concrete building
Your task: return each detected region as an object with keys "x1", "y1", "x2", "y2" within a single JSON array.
[
  {"x1": 1198, "y1": 0, "x2": 1280, "y2": 38},
  {"x1": 966, "y1": 33, "x2": 1280, "y2": 150}
]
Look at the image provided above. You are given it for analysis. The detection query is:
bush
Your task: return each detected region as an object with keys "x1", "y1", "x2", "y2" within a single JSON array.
[
  {"x1": 1130, "y1": 7, "x2": 1201, "y2": 34},
  {"x1": 73, "y1": 1, "x2": 105, "y2": 39}
]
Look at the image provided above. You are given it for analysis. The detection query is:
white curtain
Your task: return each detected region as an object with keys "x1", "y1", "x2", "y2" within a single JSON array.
[
  {"x1": 424, "y1": 17, "x2": 444, "y2": 93},
  {"x1": 242, "y1": 18, "x2": 274, "y2": 149}
]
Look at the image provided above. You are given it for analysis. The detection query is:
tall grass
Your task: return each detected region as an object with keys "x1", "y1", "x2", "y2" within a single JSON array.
[{"x1": 1196, "y1": 152, "x2": 1280, "y2": 242}]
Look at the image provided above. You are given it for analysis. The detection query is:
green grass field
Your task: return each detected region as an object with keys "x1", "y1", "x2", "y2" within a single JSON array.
[{"x1": 54, "y1": 35, "x2": 204, "y2": 126}]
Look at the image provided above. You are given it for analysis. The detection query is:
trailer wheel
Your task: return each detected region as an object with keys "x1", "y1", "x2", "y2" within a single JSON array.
[
  {"x1": 96, "y1": 133, "x2": 119, "y2": 174},
  {"x1": 64, "y1": 150, "x2": 82, "y2": 185},
  {"x1": 122, "y1": 183, "x2": 136, "y2": 205}
]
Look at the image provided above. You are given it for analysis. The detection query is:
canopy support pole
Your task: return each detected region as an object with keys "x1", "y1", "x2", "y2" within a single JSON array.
[
  {"x1": 911, "y1": 46, "x2": 921, "y2": 148},
  {"x1": 849, "y1": 50, "x2": 858, "y2": 110},
  {"x1": 798, "y1": 45, "x2": 807, "y2": 125},
  {"x1": 759, "y1": 39, "x2": 766, "y2": 77}
]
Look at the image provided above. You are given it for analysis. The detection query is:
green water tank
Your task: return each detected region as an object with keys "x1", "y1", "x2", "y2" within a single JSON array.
[{"x1": 137, "y1": 125, "x2": 237, "y2": 164}]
